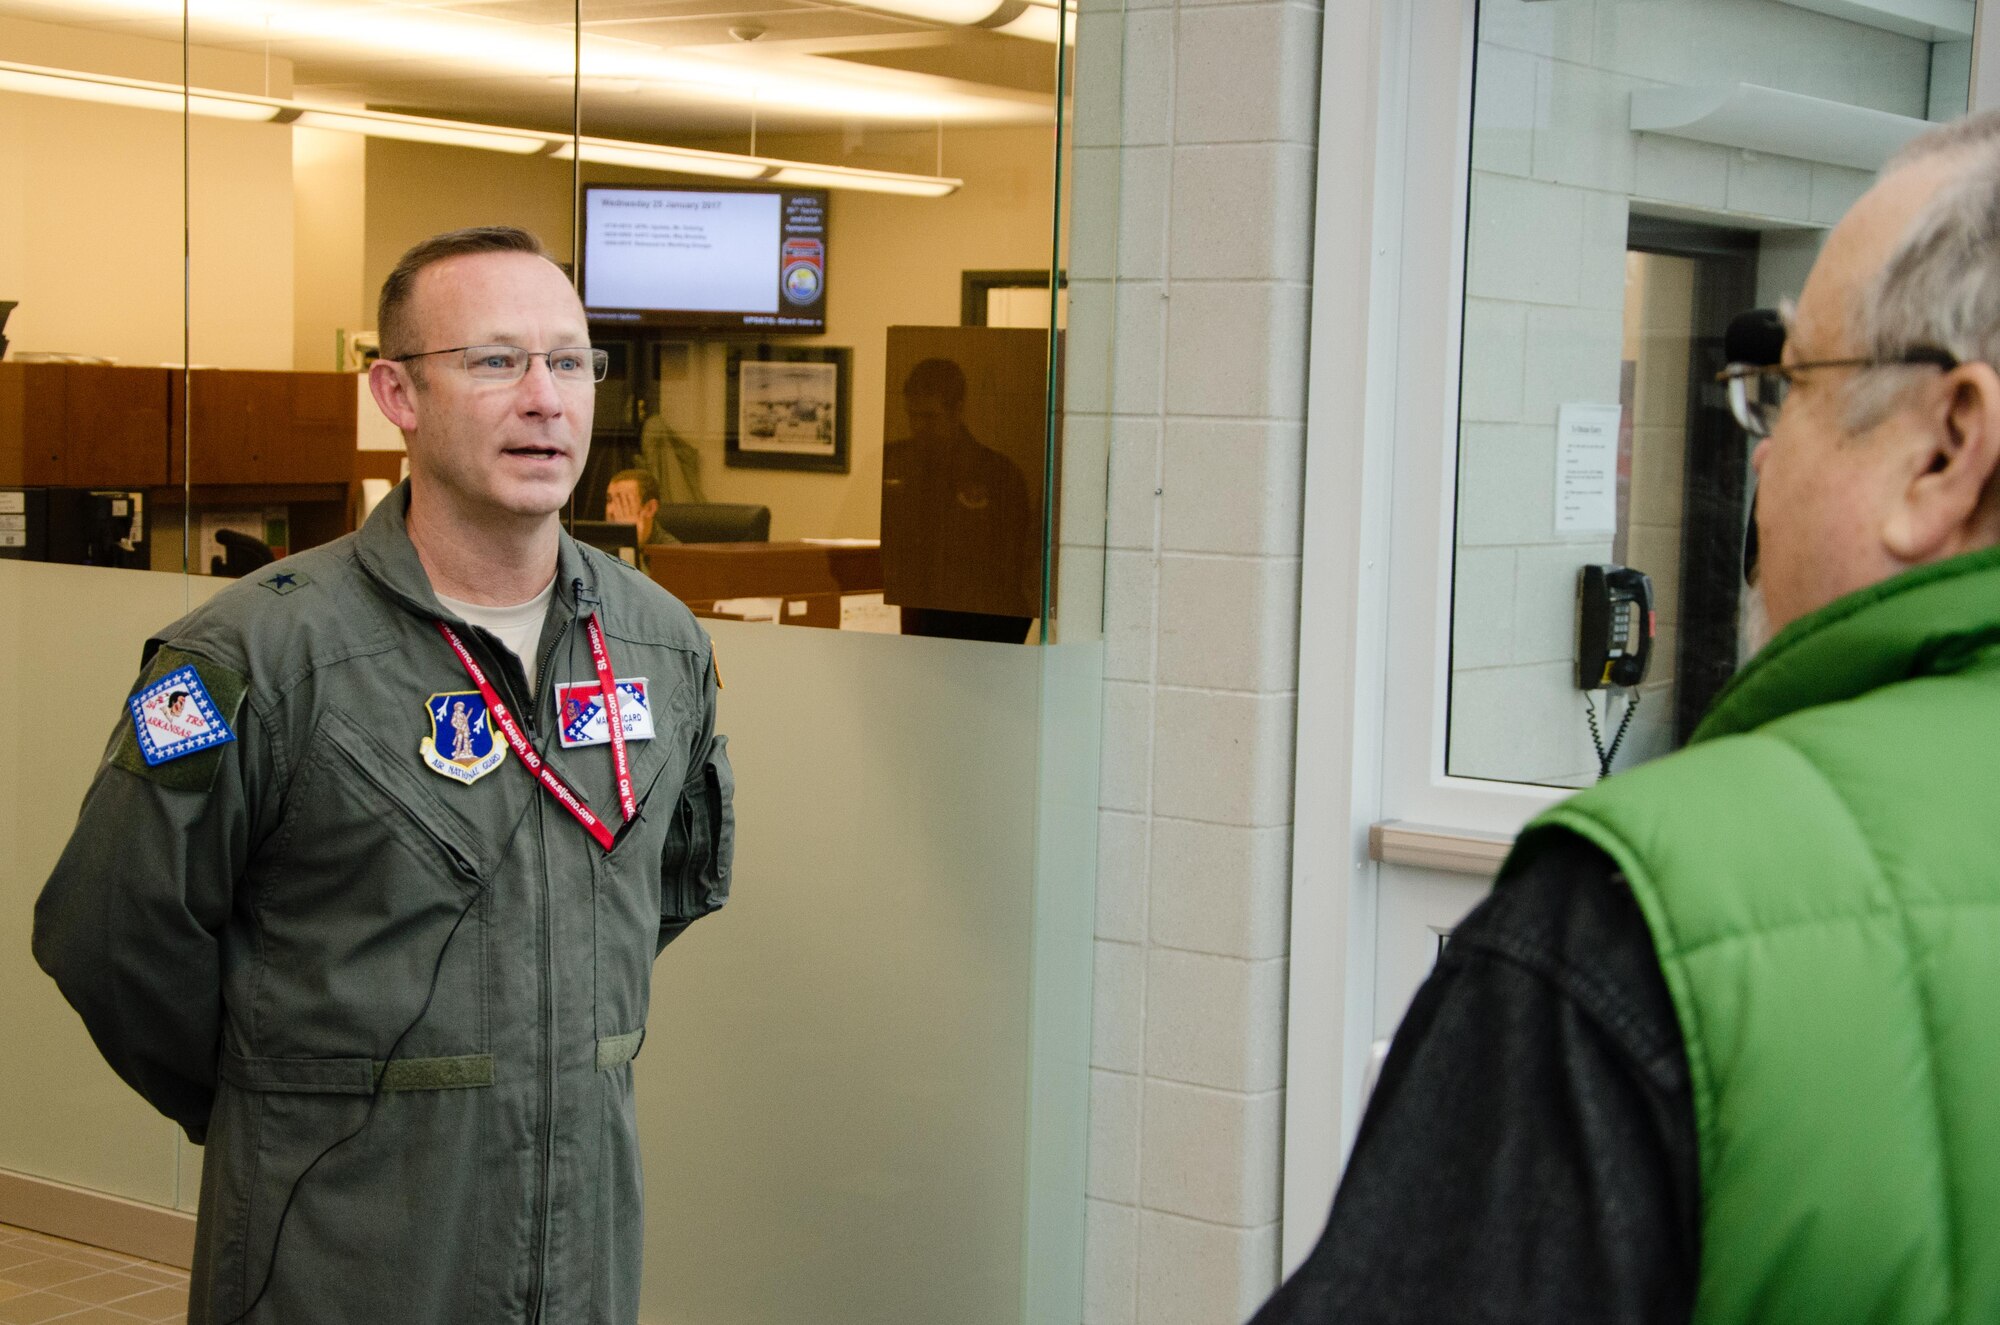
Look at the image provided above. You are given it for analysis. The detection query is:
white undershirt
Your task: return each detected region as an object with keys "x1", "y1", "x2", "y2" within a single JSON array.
[{"x1": 437, "y1": 576, "x2": 558, "y2": 695}]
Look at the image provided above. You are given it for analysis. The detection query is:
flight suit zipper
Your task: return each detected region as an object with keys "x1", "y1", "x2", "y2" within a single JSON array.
[{"x1": 522, "y1": 615, "x2": 569, "y2": 1324}]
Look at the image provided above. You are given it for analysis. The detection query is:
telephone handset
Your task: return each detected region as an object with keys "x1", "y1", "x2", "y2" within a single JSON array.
[{"x1": 1576, "y1": 564, "x2": 1655, "y2": 691}]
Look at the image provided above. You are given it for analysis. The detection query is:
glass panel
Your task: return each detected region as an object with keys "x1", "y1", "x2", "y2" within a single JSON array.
[
  {"x1": 1447, "y1": 0, "x2": 1978, "y2": 787},
  {"x1": 4, "y1": 1, "x2": 1112, "y2": 1318},
  {"x1": 171, "y1": 0, "x2": 586, "y2": 1217},
  {"x1": 571, "y1": 0, "x2": 1077, "y2": 646},
  {"x1": 571, "y1": 0, "x2": 1103, "y2": 1318},
  {"x1": 0, "y1": 0, "x2": 196, "y2": 1206},
  {"x1": 175, "y1": 0, "x2": 583, "y2": 582}
]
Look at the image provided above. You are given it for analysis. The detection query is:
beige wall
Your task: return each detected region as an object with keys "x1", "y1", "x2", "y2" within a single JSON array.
[
  {"x1": 0, "y1": 564, "x2": 226, "y2": 1211},
  {"x1": 1615, "y1": 250, "x2": 1695, "y2": 768},
  {"x1": 0, "y1": 16, "x2": 294, "y2": 371},
  {"x1": 292, "y1": 128, "x2": 368, "y2": 373},
  {"x1": 360, "y1": 139, "x2": 578, "y2": 302}
]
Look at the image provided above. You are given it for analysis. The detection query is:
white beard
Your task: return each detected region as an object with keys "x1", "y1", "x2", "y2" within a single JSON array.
[{"x1": 1737, "y1": 580, "x2": 1772, "y2": 664}]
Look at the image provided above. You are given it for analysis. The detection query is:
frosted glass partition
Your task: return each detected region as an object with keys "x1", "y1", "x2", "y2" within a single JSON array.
[
  {"x1": 0, "y1": 564, "x2": 222, "y2": 1207},
  {"x1": 4, "y1": 0, "x2": 1108, "y2": 1314},
  {"x1": 636, "y1": 620, "x2": 1098, "y2": 1324},
  {"x1": 3, "y1": 580, "x2": 1099, "y2": 1319}
]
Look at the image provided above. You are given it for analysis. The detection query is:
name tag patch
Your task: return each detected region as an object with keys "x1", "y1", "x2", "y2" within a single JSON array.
[
  {"x1": 128, "y1": 664, "x2": 237, "y2": 766},
  {"x1": 557, "y1": 678, "x2": 655, "y2": 749}
]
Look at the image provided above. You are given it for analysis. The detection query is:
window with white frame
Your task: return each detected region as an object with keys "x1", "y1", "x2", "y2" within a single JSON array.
[{"x1": 1448, "y1": 0, "x2": 1976, "y2": 787}]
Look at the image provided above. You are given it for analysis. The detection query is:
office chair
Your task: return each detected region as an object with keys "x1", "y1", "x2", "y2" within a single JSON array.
[
  {"x1": 212, "y1": 529, "x2": 275, "y2": 577},
  {"x1": 654, "y1": 503, "x2": 771, "y2": 543}
]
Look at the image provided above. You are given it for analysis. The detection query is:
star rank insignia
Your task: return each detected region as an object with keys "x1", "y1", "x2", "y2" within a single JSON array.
[{"x1": 260, "y1": 568, "x2": 311, "y2": 595}]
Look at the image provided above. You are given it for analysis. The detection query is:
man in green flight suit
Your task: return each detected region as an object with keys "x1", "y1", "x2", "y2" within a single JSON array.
[
  {"x1": 35, "y1": 226, "x2": 733, "y2": 1324},
  {"x1": 1255, "y1": 114, "x2": 2000, "y2": 1322}
]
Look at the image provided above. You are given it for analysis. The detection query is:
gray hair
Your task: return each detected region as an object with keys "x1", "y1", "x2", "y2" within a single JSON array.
[{"x1": 1845, "y1": 111, "x2": 2000, "y2": 428}]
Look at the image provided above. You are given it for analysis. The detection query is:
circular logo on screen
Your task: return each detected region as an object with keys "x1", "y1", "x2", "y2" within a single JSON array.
[{"x1": 782, "y1": 261, "x2": 823, "y2": 306}]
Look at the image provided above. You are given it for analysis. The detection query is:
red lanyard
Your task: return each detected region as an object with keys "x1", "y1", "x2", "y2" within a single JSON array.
[{"x1": 434, "y1": 613, "x2": 636, "y2": 852}]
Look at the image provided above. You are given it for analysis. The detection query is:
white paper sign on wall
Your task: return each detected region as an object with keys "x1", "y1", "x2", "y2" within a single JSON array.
[{"x1": 1554, "y1": 402, "x2": 1623, "y2": 535}]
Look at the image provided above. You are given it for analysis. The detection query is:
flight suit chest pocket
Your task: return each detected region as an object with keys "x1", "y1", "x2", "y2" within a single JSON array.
[
  {"x1": 254, "y1": 704, "x2": 493, "y2": 1061},
  {"x1": 588, "y1": 733, "x2": 696, "y2": 1043}
]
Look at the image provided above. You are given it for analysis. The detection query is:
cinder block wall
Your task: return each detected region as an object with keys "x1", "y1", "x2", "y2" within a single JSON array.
[{"x1": 1066, "y1": 0, "x2": 1321, "y2": 1317}]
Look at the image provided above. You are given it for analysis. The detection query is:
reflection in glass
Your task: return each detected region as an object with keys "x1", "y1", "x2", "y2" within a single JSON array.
[
  {"x1": 883, "y1": 341, "x2": 1044, "y2": 640},
  {"x1": 1448, "y1": 0, "x2": 1979, "y2": 786}
]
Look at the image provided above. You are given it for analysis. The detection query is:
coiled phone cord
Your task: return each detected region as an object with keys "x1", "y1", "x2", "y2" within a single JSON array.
[{"x1": 1586, "y1": 688, "x2": 1640, "y2": 781}]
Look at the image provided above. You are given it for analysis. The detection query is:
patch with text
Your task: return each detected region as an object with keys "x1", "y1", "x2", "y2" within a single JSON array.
[{"x1": 556, "y1": 677, "x2": 655, "y2": 749}]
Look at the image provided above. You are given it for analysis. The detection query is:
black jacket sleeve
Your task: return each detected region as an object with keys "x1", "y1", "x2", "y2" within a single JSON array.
[{"x1": 1252, "y1": 833, "x2": 1700, "y2": 1325}]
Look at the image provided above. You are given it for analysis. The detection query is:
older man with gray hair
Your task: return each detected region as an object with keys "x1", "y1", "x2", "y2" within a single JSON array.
[{"x1": 1255, "y1": 112, "x2": 2000, "y2": 1324}]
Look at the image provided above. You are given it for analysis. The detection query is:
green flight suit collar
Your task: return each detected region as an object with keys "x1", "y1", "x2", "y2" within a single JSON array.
[
  {"x1": 354, "y1": 479, "x2": 601, "y2": 625},
  {"x1": 1693, "y1": 542, "x2": 2000, "y2": 745}
]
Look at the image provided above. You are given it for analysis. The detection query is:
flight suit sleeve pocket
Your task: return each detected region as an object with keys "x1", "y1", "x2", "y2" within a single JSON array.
[{"x1": 660, "y1": 735, "x2": 732, "y2": 952}]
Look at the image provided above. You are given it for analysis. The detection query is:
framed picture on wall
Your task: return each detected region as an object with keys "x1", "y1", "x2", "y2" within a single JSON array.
[{"x1": 725, "y1": 344, "x2": 851, "y2": 472}]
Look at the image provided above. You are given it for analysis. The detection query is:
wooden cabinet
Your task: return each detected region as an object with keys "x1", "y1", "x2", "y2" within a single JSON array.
[
  {"x1": 172, "y1": 369, "x2": 356, "y2": 484},
  {"x1": 0, "y1": 363, "x2": 356, "y2": 489},
  {"x1": 0, "y1": 362, "x2": 172, "y2": 487}
]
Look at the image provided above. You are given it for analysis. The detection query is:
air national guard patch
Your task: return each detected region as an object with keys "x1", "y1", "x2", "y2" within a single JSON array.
[
  {"x1": 555, "y1": 678, "x2": 655, "y2": 750},
  {"x1": 420, "y1": 691, "x2": 507, "y2": 785},
  {"x1": 128, "y1": 665, "x2": 237, "y2": 766}
]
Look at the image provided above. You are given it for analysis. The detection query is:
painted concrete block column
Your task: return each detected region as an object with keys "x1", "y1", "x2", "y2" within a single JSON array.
[{"x1": 1068, "y1": 0, "x2": 1320, "y2": 1319}]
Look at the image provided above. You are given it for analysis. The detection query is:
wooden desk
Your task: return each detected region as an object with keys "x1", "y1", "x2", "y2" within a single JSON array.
[{"x1": 642, "y1": 541, "x2": 882, "y2": 629}]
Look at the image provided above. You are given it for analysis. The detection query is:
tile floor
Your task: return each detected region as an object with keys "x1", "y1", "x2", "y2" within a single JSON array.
[{"x1": 0, "y1": 1224, "x2": 188, "y2": 1324}]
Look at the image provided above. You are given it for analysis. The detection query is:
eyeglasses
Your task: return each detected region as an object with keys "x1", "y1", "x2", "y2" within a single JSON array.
[
  {"x1": 390, "y1": 344, "x2": 610, "y2": 384},
  {"x1": 1715, "y1": 347, "x2": 1957, "y2": 438}
]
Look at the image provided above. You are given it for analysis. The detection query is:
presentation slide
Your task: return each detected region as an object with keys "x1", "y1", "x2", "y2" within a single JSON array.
[{"x1": 585, "y1": 190, "x2": 782, "y2": 313}]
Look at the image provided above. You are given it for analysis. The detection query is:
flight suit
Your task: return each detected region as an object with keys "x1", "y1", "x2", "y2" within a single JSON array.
[{"x1": 34, "y1": 484, "x2": 732, "y2": 1324}]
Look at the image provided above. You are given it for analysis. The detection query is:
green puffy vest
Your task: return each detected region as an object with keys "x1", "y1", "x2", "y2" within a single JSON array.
[{"x1": 1514, "y1": 545, "x2": 2000, "y2": 1324}]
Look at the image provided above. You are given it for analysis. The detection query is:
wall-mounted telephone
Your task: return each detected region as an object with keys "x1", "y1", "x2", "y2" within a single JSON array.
[
  {"x1": 1577, "y1": 564, "x2": 1655, "y2": 691},
  {"x1": 1578, "y1": 564, "x2": 1654, "y2": 779}
]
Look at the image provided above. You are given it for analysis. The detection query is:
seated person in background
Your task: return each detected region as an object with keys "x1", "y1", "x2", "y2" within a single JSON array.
[{"x1": 605, "y1": 467, "x2": 679, "y2": 546}]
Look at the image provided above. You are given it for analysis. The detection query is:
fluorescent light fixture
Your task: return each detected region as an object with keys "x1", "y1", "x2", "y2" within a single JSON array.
[
  {"x1": 292, "y1": 108, "x2": 547, "y2": 154},
  {"x1": 993, "y1": 6, "x2": 1074, "y2": 43},
  {"x1": 554, "y1": 140, "x2": 769, "y2": 181},
  {"x1": 861, "y1": 0, "x2": 1011, "y2": 22},
  {"x1": 833, "y1": 0, "x2": 1073, "y2": 42},
  {"x1": 768, "y1": 164, "x2": 961, "y2": 197},
  {"x1": 47, "y1": 0, "x2": 1046, "y2": 122},
  {"x1": 0, "y1": 63, "x2": 280, "y2": 120},
  {"x1": 0, "y1": 59, "x2": 963, "y2": 198}
]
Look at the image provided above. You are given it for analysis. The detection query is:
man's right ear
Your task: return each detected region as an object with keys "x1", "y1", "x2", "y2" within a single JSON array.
[{"x1": 368, "y1": 359, "x2": 421, "y2": 434}]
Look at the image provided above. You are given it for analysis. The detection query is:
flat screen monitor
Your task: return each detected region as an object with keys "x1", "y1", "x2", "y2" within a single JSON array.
[
  {"x1": 581, "y1": 185, "x2": 829, "y2": 334},
  {"x1": 570, "y1": 519, "x2": 643, "y2": 566}
]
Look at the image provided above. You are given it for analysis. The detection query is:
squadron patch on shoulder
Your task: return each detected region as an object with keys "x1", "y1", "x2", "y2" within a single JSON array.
[
  {"x1": 420, "y1": 690, "x2": 507, "y2": 785},
  {"x1": 111, "y1": 647, "x2": 249, "y2": 791},
  {"x1": 128, "y1": 665, "x2": 237, "y2": 765},
  {"x1": 555, "y1": 678, "x2": 655, "y2": 749}
]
